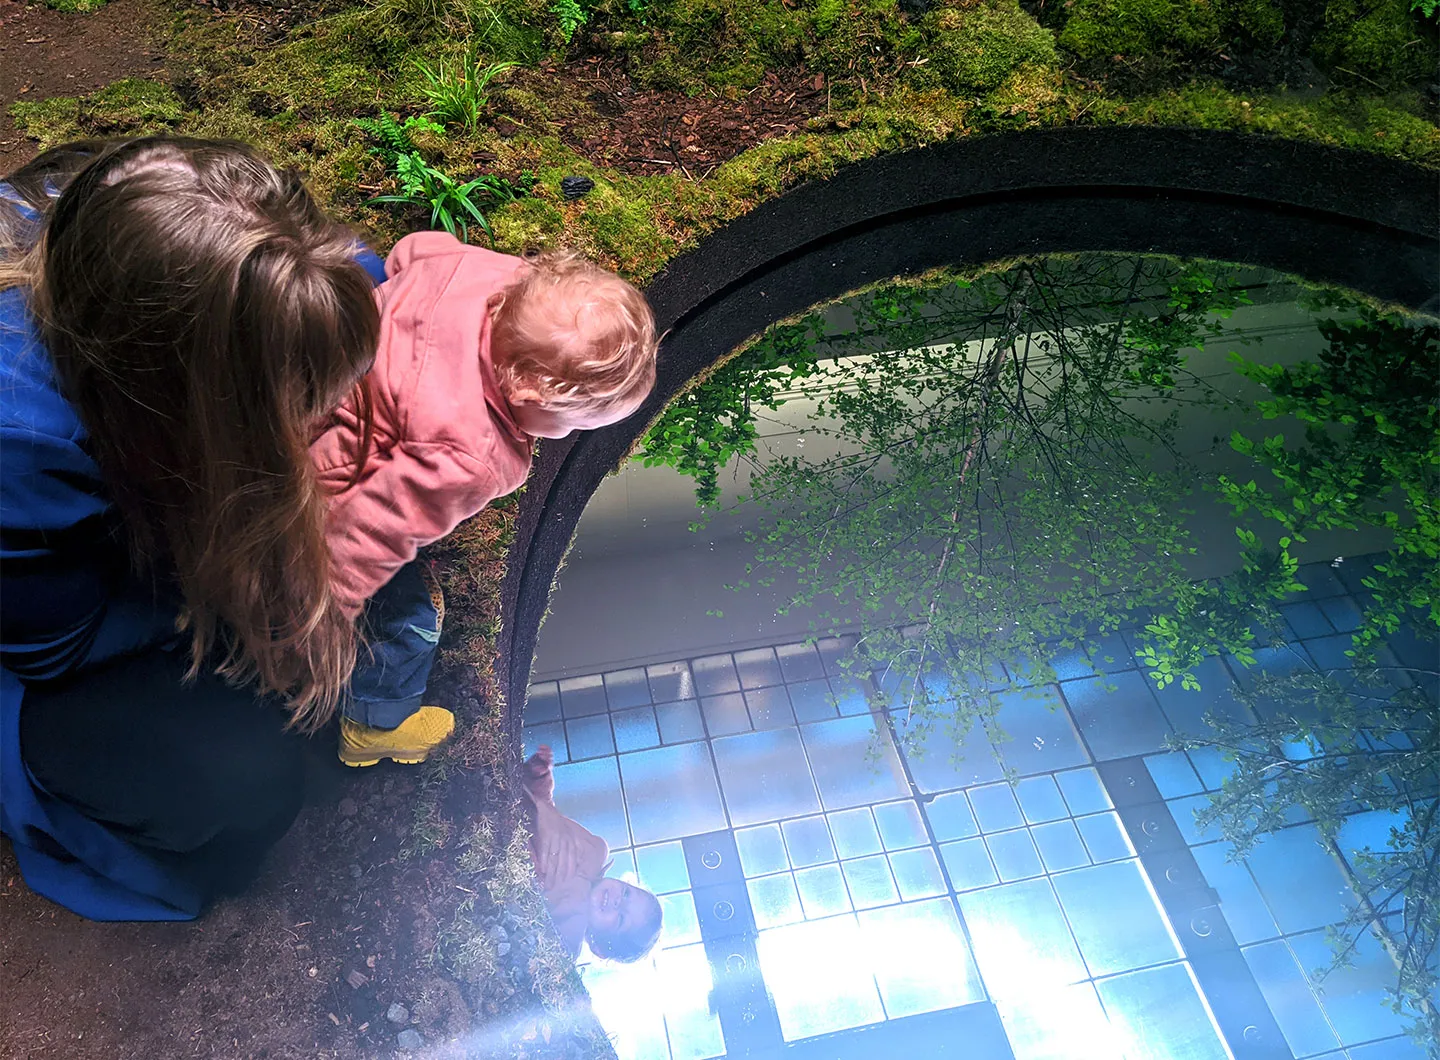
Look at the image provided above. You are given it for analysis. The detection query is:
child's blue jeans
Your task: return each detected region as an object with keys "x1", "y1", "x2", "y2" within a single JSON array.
[{"x1": 345, "y1": 561, "x2": 441, "y2": 730}]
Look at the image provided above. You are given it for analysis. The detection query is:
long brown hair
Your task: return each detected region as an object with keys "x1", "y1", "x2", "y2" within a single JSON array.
[{"x1": 1, "y1": 137, "x2": 379, "y2": 730}]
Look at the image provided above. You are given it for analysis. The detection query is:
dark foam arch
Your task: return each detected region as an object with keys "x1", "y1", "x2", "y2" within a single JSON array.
[{"x1": 495, "y1": 125, "x2": 1439, "y2": 735}]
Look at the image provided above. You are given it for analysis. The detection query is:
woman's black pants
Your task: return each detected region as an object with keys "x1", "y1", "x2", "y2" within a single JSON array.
[{"x1": 18, "y1": 647, "x2": 307, "y2": 903}]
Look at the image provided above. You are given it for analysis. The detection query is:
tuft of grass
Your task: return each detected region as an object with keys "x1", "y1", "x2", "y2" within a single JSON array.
[
  {"x1": 415, "y1": 45, "x2": 519, "y2": 133},
  {"x1": 42, "y1": 0, "x2": 109, "y2": 11}
]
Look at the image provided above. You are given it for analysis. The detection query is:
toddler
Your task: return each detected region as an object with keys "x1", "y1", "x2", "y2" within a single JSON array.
[
  {"x1": 311, "y1": 232, "x2": 658, "y2": 766},
  {"x1": 523, "y1": 745, "x2": 664, "y2": 962}
]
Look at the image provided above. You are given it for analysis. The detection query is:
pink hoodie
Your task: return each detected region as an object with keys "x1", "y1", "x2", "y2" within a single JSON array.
[{"x1": 312, "y1": 232, "x2": 533, "y2": 615}]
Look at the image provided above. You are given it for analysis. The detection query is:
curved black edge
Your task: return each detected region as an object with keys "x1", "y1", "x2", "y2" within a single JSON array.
[{"x1": 496, "y1": 127, "x2": 1440, "y2": 740}]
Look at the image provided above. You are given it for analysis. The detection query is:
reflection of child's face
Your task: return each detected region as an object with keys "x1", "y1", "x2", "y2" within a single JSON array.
[{"x1": 587, "y1": 876, "x2": 642, "y2": 934}]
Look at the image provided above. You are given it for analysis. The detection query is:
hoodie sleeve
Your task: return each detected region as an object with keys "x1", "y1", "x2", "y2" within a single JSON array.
[{"x1": 323, "y1": 440, "x2": 504, "y2": 616}]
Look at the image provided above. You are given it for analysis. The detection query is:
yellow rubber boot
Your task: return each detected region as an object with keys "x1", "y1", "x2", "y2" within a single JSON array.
[{"x1": 339, "y1": 706, "x2": 456, "y2": 767}]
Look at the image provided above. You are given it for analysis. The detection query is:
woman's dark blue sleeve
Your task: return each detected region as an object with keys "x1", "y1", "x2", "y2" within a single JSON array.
[{"x1": 355, "y1": 247, "x2": 387, "y2": 286}]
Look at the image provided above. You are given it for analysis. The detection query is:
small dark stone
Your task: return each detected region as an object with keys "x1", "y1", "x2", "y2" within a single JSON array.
[
  {"x1": 397, "y1": 1029, "x2": 424, "y2": 1050},
  {"x1": 497, "y1": 941, "x2": 511, "y2": 957},
  {"x1": 560, "y1": 176, "x2": 595, "y2": 201},
  {"x1": 349, "y1": 864, "x2": 363, "y2": 879},
  {"x1": 337, "y1": 797, "x2": 358, "y2": 817}
]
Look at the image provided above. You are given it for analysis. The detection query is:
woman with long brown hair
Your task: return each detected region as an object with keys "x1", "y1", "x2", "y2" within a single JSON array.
[{"x1": 0, "y1": 137, "x2": 382, "y2": 919}]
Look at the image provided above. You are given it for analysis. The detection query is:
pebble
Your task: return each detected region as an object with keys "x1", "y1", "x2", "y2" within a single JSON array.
[
  {"x1": 386, "y1": 1002, "x2": 410, "y2": 1025},
  {"x1": 488, "y1": 923, "x2": 508, "y2": 941},
  {"x1": 397, "y1": 1029, "x2": 424, "y2": 1051},
  {"x1": 497, "y1": 941, "x2": 511, "y2": 957},
  {"x1": 349, "y1": 864, "x2": 363, "y2": 879},
  {"x1": 560, "y1": 176, "x2": 595, "y2": 201},
  {"x1": 337, "y1": 797, "x2": 358, "y2": 817}
]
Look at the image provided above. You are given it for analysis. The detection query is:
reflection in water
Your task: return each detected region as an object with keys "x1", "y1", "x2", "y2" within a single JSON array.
[{"x1": 529, "y1": 257, "x2": 1438, "y2": 1059}]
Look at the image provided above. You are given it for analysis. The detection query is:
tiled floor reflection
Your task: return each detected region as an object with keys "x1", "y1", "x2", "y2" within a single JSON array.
[{"x1": 528, "y1": 560, "x2": 1427, "y2": 1060}]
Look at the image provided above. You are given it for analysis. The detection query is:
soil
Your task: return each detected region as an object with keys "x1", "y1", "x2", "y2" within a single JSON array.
[
  {"x1": 532, "y1": 59, "x2": 833, "y2": 179},
  {"x1": 0, "y1": 0, "x2": 168, "y2": 174}
]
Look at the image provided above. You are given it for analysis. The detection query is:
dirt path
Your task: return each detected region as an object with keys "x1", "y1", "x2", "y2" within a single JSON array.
[{"x1": 0, "y1": 0, "x2": 167, "y2": 173}]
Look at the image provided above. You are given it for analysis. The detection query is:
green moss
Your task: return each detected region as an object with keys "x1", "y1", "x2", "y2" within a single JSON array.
[
  {"x1": 42, "y1": 0, "x2": 109, "y2": 11},
  {"x1": 10, "y1": 78, "x2": 183, "y2": 147},
  {"x1": 925, "y1": 1, "x2": 1058, "y2": 93},
  {"x1": 1079, "y1": 83, "x2": 1440, "y2": 165},
  {"x1": 1057, "y1": 0, "x2": 1225, "y2": 58},
  {"x1": 1311, "y1": 0, "x2": 1436, "y2": 85}
]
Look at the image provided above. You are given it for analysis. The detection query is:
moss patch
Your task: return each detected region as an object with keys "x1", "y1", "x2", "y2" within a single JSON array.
[
  {"x1": 924, "y1": 1, "x2": 1058, "y2": 93},
  {"x1": 42, "y1": 0, "x2": 111, "y2": 11},
  {"x1": 1057, "y1": 0, "x2": 1226, "y2": 59},
  {"x1": 1311, "y1": 0, "x2": 1436, "y2": 86}
]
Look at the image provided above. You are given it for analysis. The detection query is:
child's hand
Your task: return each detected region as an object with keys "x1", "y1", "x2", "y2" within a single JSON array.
[
  {"x1": 523, "y1": 745, "x2": 556, "y2": 803},
  {"x1": 533, "y1": 801, "x2": 583, "y2": 889}
]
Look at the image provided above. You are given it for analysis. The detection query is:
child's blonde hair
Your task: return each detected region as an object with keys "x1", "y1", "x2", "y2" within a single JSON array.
[{"x1": 491, "y1": 249, "x2": 657, "y2": 415}]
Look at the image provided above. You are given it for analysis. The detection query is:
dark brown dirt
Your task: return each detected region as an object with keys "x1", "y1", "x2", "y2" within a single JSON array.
[{"x1": 0, "y1": 0, "x2": 168, "y2": 174}]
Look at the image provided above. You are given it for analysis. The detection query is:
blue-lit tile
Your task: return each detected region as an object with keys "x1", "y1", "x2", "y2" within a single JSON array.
[
  {"x1": 924, "y1": 790, "x2": 980, "y2": 841},
  {"x1": 782, "y1": 815, "x2": 835, "y2": 867},
  {"x1": 1229, "y1": 643, "x2": 1313, "y2": 693},
  {"x1": 558, "y1": 674, "x2": 609, "y2": 717},
  {"x1": 734, "y1": 647, "x2": 783, "y2": 689},
  {"x1": 859, "y1": 899, "x2": 985, "y2": 1018},
  {"x1": 1243, "y1": 939, "x2": 1339, "y2": 1057},
  {"x1": 1095, "y1": 963, "x2": 1228, "y2": 1060},
  {"x1": 735, "y1": 824, "x2": 789, "y2": 877},
  {"x1": 617, "y1": 743, "x2": 726, "y2": 846},
  {"x1": 816, "y1": 634, "x2": 859, "y2": 677},
  {"x1": 1348, "y1": 1038, "x2": 1431, "y2": 1060},
  {"x1": 939, "y1": 837, "x2": 998, "y2": 892},
  {"x1": 565, "y1": 714, "x2": 615, "y2": 760},
  {"x1": 1280, "y1": 601, "x2": 1334, "y2": 639},
  {"x1": 799, "y1": 714, "x2": 908, "y2": 810},
  {"x1": 1304, "y1": 633, "x2": 1359, "y2": 671},
  {"x1": 1244, "y1": 823, "x2": 1356, "y2": 934},
  {"x1": 553, "y1": 756, "x2": 630, "y2": 850},
  {"x1": 1056, "y1": 767, "x2": 1113, "y2": 815},
  {"x1": 656, "y1": 944, "x2": 726, "y2": 1060},
  {"x1": 828, "y1": 807, "x2": 883, "y2": 858},
  {"x1": 1186, "y1": 745, "x2": 1238, "y2": 791},
  {"x1": 873, "y1": 800, "x2": 928, "y2": 850},
  {"x1": 1288, "y1": 928, "x2": 1413, "y2": 1046},
  {"x1": 1064, "y1": 671, "x2": 1172, "y2": 760},
  {"x1": 1336, "y1": 808, "x2": 1408, "y2": 881},
  {"x1": 646, "y1": 661, "x2": 695, "y2": 704},
  {"x1": 756, "y1": 916, "x2": 884, "y2": 1041},
  {"x1": 522, "y1": 721, "x2": 568, "y2": 763},
  {"x1": 658, "y1": 891, "x2": 703, "y2": 948},
  {"x1": 1295, "y1": 562, "x2": 1346, "y2": 599},
  {"x1": 748, "y1": 871, "x2": 804, "y2": 929},
  {"x1": 524, "y1": 681, "x2": 561, "y2": 723},
  {"x1": 829, "y1": 673, "x2": 874, "y2": 716},
  {"x1": 888, "y1": 847, "x2": 946, "y2": 900},
  {"x1": 986, "y1": 828, "x2": 1045, "y2": 882},
  {"x1": 713, "y1": 727, "x2": 821, "y2": 827},
  {"x1": 603, "y1": 667, "x2": 652, "y2": 710},
  {"x1": 611, "y1": 706, "x2": 661, "y2": 752},
  {"x1": 1031, "y1": 820, "x2": 1090, "y2": 874},
  {"x1": 634, "y1": 841, "x2": 690, "y2": 894},
  {"x1": 899, "y1": 711, "x2": 1006, "y2": 792},
  {"x1": 969, "y1": 782, "x2": 1026, "y2": 832},
  {"x1": 1052, "y1": 632, "x2": 1135, "y2": 680},
  {"x1": 996, "y1": 982, "x2": 1115, "y2": 1060},
  {"x1": 1166, "y1": 795, "x2": 1224, "y2": 845},
  {"x1": 841, "y1": 855, "x2": 898, "y2": 910},
  {"x1": 794, "y1": 863, "x2": 852, "y2": 918},
  {"x1": 744, "y1": 685, "x2": 796, "y2": 730},
  {"x1": 655, "y1": 700, "x2": 705, "y2": 744},
  {"x1": 787, "y1": 679, "x2": 839, "y2": 722},
  {"x1": 959, "y1": 878, "x2": 1087, "y2": 997},
  {"x1": 1052, "y1": 861, "x2": 1179, "y2": 977},
  {"x1": 701, "y1": 693, "x2": 751, "y2": 737},
  {"x1": 1318, "y1": 595, "x2": 1363, "y2": 633},
  {"x1": 776, "y1": 641, "x2": 826, "y2": 682},
  {"x1": 691, "y1": 653, "x2": 741, "y2": 696},
  {"x1": 994, "y1": 685, "x2": 1091, "y2": 775},
  {"x1": 607, "y1": 850, "x2": 637, "y2": 885},
  {"x1": 580, "y1": 960, "x2": 670, "y2": 1060},
  {"x1": 1076, "y1": 812, "x2": 1134, "y2": 863},
  {"x1": 1015, "y1": 775, "x2": 1069, "y2": 824},
  {"x1": 1145, "y1": 752, "x2": 1204, "y2": 799},
  {"x1": 1191, "y1": 841, "x2": 1276, "y2": 945},
  {"x1": 1151, "y1": 655, "x2": 1253, "y2": 735}
]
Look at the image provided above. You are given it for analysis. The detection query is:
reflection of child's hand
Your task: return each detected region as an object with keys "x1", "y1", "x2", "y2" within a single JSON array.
[
  {"x1": 523, "y1": 745, "x2": 556, "y2": 804},
  {"x1": 533, "y1": 801, "x2": 583, "y2": 889}
]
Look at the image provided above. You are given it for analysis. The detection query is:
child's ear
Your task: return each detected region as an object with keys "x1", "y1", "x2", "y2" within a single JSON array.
[{"x1": 505, "y1": 385, "x2": 546, "y2": 407}]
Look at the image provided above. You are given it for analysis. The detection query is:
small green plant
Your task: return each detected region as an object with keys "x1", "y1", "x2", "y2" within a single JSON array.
[
  {"x1": 550, "y1": 0, "x2": 588, "y2": 42},
  {"x1": 356, "y1": 111, "x2": 535, "y2": 244},
  {"x1": 414, "y1": 46, "x2": 518, "y2": 135},
  {"x1": 1412, "y1": 0, "x2": 1437, "y2": 16}
]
